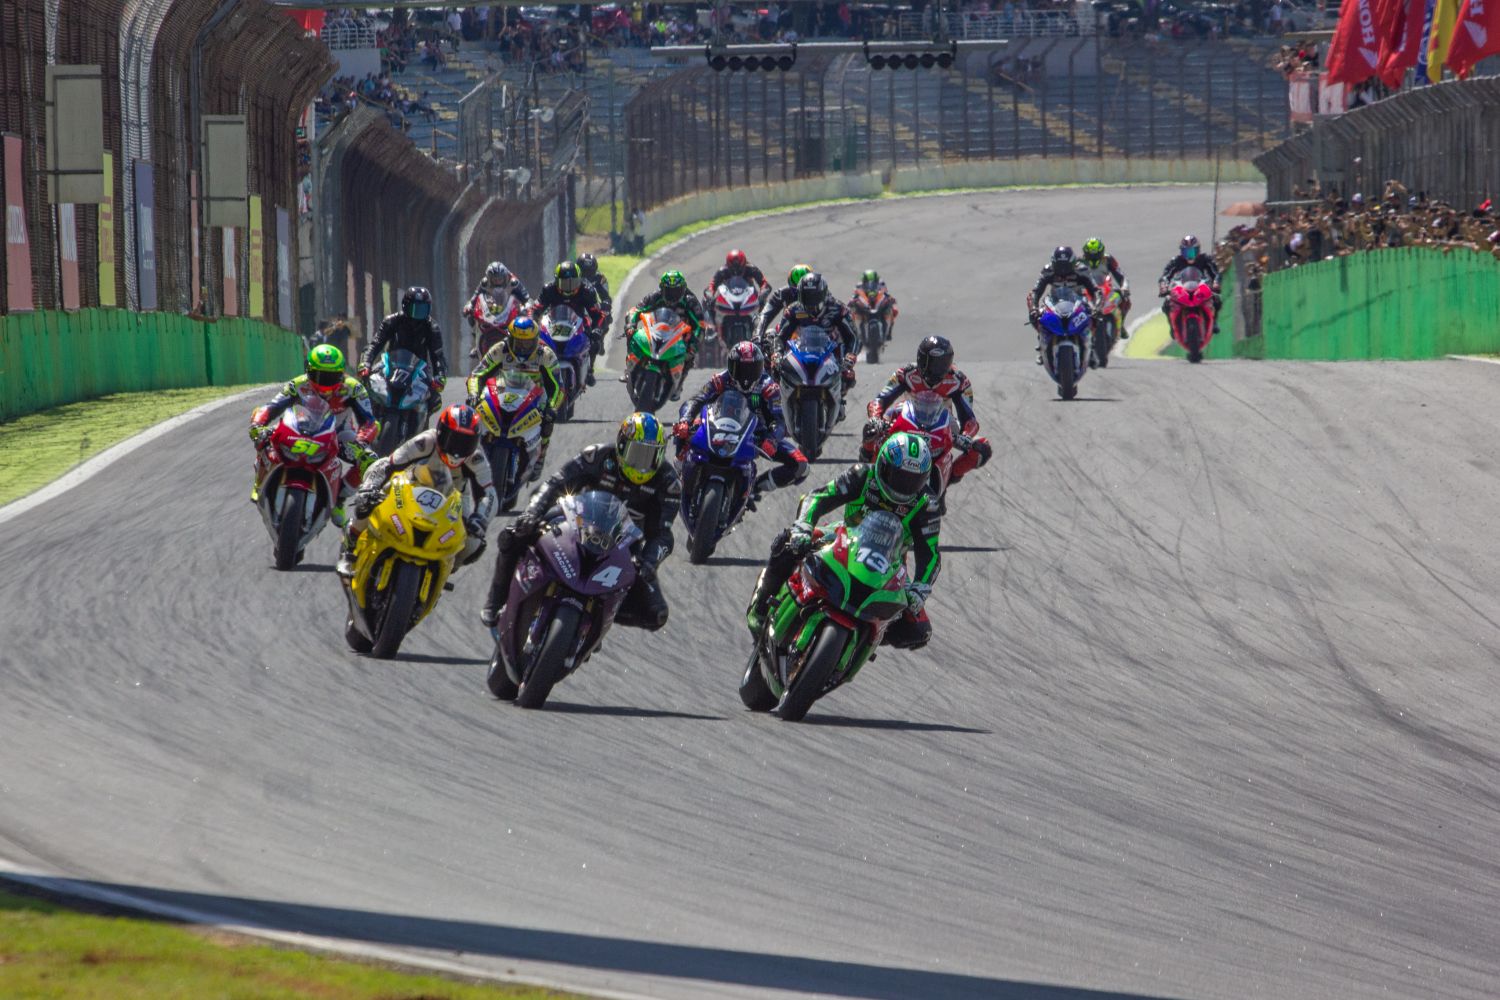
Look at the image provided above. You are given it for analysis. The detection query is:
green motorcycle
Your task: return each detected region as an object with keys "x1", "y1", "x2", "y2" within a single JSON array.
[
  {"x1": 741, "y1": 510, "x2": 911, "y2": 721},
  {"x1": 626, "y1": 307, "x2": 692, "y2": 413}
]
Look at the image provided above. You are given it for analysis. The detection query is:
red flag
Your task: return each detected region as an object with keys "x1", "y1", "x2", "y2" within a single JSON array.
[
  {"x1": 1447, "y1": 0, "x2": 1500, "y2": 77},
  {"x1": 1379, "y1": 0, "x2": 1430, "y2": 84},
  {"x1": 1326, "y1": 0, "x2": 1384, "y2": 84}
]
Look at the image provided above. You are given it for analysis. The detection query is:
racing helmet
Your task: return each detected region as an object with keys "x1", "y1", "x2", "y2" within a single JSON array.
[
  {"x1": 577, "y1": 253, "x2": 599, "y2": 279},
  {"x1": 1180, "y1": 235, "x2": 1201, "y2": 261},
  {"x1": 306, "y1": 344, "x2": 345, "y2": 394},
  {"x1": 861, "y1": 269, "x2": 880, "y2": 290},
  {"x1": 401, "y1": 286, "x2": 433, "y2": 322},
  {"x1": 727, "y1": 341, "x2": 765, "y2": 393},
  {"x1": 484, "y1": 261, "x2": 512, "y2": 289},
  {"x1": 659, "y1": 270, "x2": 688, "y2": 305},
  {"x1": 787, "y1": 264, "x2": 812, "y2": 290},
  {"x1": 916, "y1": 335, "x2": 954, "y2": 384},
  {"x1": 797, "y1": 272, "x2": 828, "y2": 313},
  {"x1": 435, "y1": 404, "x2": 481, "y2": 469},
  {"x1": 726, "y1": 249, "x2": 747, "y2": 272},
  {"x1": 508, "y1": 316, "x2": 540, "y2": 357},
  {"x1": 1082, "y1": 238, "x2": 1105, "y2": 264},
  {"x1": 1050, "y1": 246, "x2": 1077, "y2": 276},
  {"x1": 555, "y1": 260, "x2": 581, "y2": 296},
  {"x1": 873, "y1": 431, "x2": 932, "y2": 506},
  {"x1": 616, "y1": 412, "x2": 668, "y2": 485}
]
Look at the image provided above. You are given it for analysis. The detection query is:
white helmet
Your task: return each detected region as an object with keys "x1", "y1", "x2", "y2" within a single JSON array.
[{"x1": 484, "y1": 261, "x2": 512, "y2": 289}]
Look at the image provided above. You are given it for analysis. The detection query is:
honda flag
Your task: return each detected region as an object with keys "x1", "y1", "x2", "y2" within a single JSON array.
[
  {"x1": 1326, "y1": 0, "x2": 1384, "y2": 85},
  {"x1": 1446, "y1": 0, "x2": 1500, "y2": 76},
  {"x1": 1380, "y1": 0, "x2": 1432, "y2": 84}
]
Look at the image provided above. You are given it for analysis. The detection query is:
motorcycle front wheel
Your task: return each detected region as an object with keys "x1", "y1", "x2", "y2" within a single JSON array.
[
  {"x1": 688, "y1": 480, "x2": 724, "y2": 565},
  {"x1": 273, "y1": 494, "x2": 304, "y2": 571},
  {"x1": 486, "y1": 639, "x2": 519, "y2": 700},
  {"x1": 1186, "y1": 316, "x2": 1204, "y2": 363},
  {"x1": 797, "y1": 395, "x2": 825, "y2": 460},
  {"x1": 1055, "y1": 347, "x2": 1079, "y2": 401},
  {"x1": 370, "y1": 560, "x2": 422, "y2": 659},
  {"x1": 739, "y1": 644, "x2": 777, "y2": 711},
  {"x1": 777, "y1": 621, "x2": 850, "y2": 722},
  {"x1": 516, "y1": 602, "x2": 582, "y2": 709}
]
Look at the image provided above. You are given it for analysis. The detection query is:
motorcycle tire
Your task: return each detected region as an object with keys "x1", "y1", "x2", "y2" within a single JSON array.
[
  {"x1": 1056, "y1": 348, "x2": 1079, "y2": 401},
  {"x1": 486, "y1": 639, "x2": 519, "y2": 700},
  {"x1": 688, "y1": 480, "x2": 724, "y2": 565},
  {"x1": 777, "y1": 621, "x2": 850, "y2": 722},
  {"x1": 739, "y1": 645, "x2": 777, "y2": 712},
  {"x1": 344, "y1": 616, "x2": 374, "y2": 654},
  {"x1": 631, "y1": 368, "x2": 663, "y2": 413},
  {"x1": 273, "y1": 498, "x2": 303, "y2": 571},
  {"x1": 1186, "y1": 318, "x2": 1204, "y2": 363},
  {"x1": 375, "y1": 414, "x2": 404, "y2": 456},
  {"x1": 865, "y1": 325, "x2": 881, "y2": 366},
  {"x1": 516, "y1": 603, "x2": 581, "y2": 709},
  {"x1": 798, "y1": 396, "x2": 824, "y2": 461},
  {"x1": 1094, "y1": 321, "x2": 1113, "y2": 369},
  {"x1": 492, "y1": 453, "x2": 513, "y2": 513},
  {"x1": 370, "y1": 560, "x2": 422, "y2": 659}
]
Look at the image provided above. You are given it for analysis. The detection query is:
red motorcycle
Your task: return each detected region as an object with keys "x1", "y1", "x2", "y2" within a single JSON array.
[
  {"x1": 251, "y1": 398, "x2": 344, "y2": 570},
  {"x1": 861, "y1": 392, "x2": 956, "y2": 505},
  {"x1": 466, "y1": 291, "x2": 522, "y2": 359},
  {"x1": 1163, "y1": 266, "x2": 1216, "y2": 363}
]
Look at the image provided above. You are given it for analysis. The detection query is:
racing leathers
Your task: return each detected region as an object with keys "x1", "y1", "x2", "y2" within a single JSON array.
[
  {"x1": 770, "y1": 301, "x2": 860, "y2": 407},
  {"x1": 676, "y1": 371, "x2": 809, "y2": 500},
  {"x1": 747, "y1": 464, "x2": 940, "y2": 650},
  {"x1": 530, "y1": 280, "x2": 607, "y2": 378},
  {"x1": 483, "y1": 444, "x2": 680, "y2": 631},
  {"x1": 1078, "y1": 255, "x2": 1131, "y2": 330},
  {"x1": 250, "y1": 375, "x2": 378, "y2": 515},
  {"x1": 862, "y1": 365, "x2": 992, "y2": 504},
  {"x1": 629, "y1": 288, "x2": 706, "y2": 383},
  {"x1": 361, "y1": 312, "x2": 448, "y2": 408},
  {"x1": 464, "y1": 276, "x2": 530, "y2": 325},
  {"x1": 1158, "y1": 253, "x2": 1223, "y2": 326},
  {"x1": 754, "y1": 282, "x2": 800, "y2": 344},
  {"x1": 341, "y1": 429, "x2": 496, "y2": 573},
  {"x1": 465, "y1": 337, "x2": 561, "y2": 477}
]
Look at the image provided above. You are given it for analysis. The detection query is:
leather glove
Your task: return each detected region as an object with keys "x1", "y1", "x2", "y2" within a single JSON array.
[
  {"x1": 433, "y1": 374, "x2": 448, "y2": 392},
  {"x1": 355, "y1": 422, "x2": 378, "y2": 445},
  {"x1": 464, "y1": 514, "x2": 488, "y2": 537},
  {"x1": 759, "y1": 438, "x2": 778, "y2": 459},
  {"x1": 673, "y1": 419, "x2": 693, "y2": 440},
  {"x1": 512, "y1": 511, "x2": 543, "y2": 539},
  {"x1": 905, "y1": 581, "x2": 932, "y2": 614},
  {"x1": 634, "y1": 560, "x2": 657, "y2": 584},
  {"x1": 970, "y1": 437, "x2": 993, "y2": 464},
  {"x1": 1028, "y1": 308, "x2": 1039, "y2": 326},
  {"x1": 862, "y1": 417, "x2": 887, "y2": 441},
  {"x1": 358, "y1": 364, "x2": 371, "y2": 379},
  {"x1": 788, "y1": 520, "x2": 815, "y2": 552},
  {"x1": 353, "y1": 488, "x2": 383, "y2": 519}
]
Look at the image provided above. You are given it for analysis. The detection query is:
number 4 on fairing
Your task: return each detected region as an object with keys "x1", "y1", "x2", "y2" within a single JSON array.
[{"x1": 591, "y1": 565, "x2": 622, "y2": 587}]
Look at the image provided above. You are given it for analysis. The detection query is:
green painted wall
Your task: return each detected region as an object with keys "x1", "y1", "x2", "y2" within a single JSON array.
[{"x1": 1, "y1": 310, "x2": 304, "y2": 422}]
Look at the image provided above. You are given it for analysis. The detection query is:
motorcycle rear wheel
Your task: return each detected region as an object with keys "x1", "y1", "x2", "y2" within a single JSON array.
[
  {"x1": 777, "y1": 621, "x2": 849, "y2": 722},
  {"x1": 273, "y1": 499, "x2": 303, "y2": 571},
  {"x1": 688, "y1": 480, "x2": 724, "y2": 565},
  {"x1": 516, "y1": 603, "x2": 582, "y2": 709},
  {"x1": 370, "y1": 561, "x2": 422, "y2": 659},
  {"x1": 486, "y1": 640, "x2": 519, "y2": 700},
  {"x1": 739, "y1": 645, "x2": 777, "y2": 711},
  {"x1": 865, "y1": 321, "x2": 882, "y2": 365}
]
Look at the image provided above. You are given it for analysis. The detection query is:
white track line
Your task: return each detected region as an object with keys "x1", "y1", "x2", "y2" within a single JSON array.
[{"x1": 0, "y1": 385, "x2": 269, "y2": 527}]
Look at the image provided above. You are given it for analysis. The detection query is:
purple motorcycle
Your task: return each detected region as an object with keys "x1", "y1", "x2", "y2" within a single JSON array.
[{"x1": 486, "y1": 490, "x2": 641, "y2": 708}]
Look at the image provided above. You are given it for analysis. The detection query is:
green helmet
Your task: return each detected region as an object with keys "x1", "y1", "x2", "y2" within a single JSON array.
[
  {"x1": 660, "y1": 269, "x2": 687, "y2": 305},
  {"x1": 306, "y1": 344, "x2": 345, "y2": 392},
  {"x1": 556, "y1": 260, "x2": 581, "y2": 295},
  {"x1": 873, "y1": 431, "x2": 931, "y2": 506},
  {"x1": 787, "y1": 264, "x2": 812, "y2": 290},
  {"x1": 861, "y1": 269, "x2": 880, "y2": 287},
  {"x1": 1082, "y1": 237, "x2": 1105, "y2": 263}
]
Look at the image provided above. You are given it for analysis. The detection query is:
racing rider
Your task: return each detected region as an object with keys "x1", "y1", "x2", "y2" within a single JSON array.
[
  {"x1": 1078, "y1": 238, "x2": 1130, "y2": 334},
  {"x1": 674, "y1": 341, "x2": 809, "y2": 508},
  {"x1": 249, "y1": 344, "x2": 379, "y2": 525},
  {"x1": 627, "y1": 270, "x2": 705, "y2": 400},
  {"x1": 337, "y1": 403, "x2": 495, "y2": 577},
  {"x1": 702, "y1": 249, "x2": 770, "y2": 329},
  {"x1": 464, "y1": 261, "x2": 530, "y2": 322},
  {"x1": 769, "y1": 272, "x2": 860, "y2": 419},
  {"x1": 753, "y1": 263, "x2": 813, "y2": 346},
  {"x1": 480, "y1": 412, "x2": 679, "y2": 633},
  {"x1": 529, "y1": 261, "x2": 608, "y2": 385},
  {"x1": 465, "y1": 315, "x2": 560, "y2": 481},
  {"x1": 847, "y1": 268, "x2": 900, "y2": 340},
  {"x1": 576, "y1": 253, "x2": 613, "y2": 383},
  {"x1": 1026, "y1": 247, "x2": 1098, "y2": 365},
  {"x1": 360, "y1": 286, "x2": 448, "y2": 411},
  {"x1": 745, "y1": 431, "x2": 940, "y2": 651},
  {"x1": 1158, "y1": 234, "x2": 1222, "y2": 330}
]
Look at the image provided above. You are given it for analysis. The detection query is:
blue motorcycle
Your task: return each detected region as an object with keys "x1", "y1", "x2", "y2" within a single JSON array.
[
  {"x1": 365, "y1": 349, "x2": 434, "y2": 454},
  {"x1": 1037, "y1": 288, "x2": 1093, "y2": 401},
  {"x1": 680, "y1": 390, "x2": 761, "y2": 564},
  {"x1": 540, "y1": 304, "x2": 590, "y2": 422},
  {"x1": 777, "y1": 324, "x2": 841, "y2": 460}
]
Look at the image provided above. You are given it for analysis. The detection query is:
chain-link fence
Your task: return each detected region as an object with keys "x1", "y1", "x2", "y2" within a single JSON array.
[
  {"x1": 1256, "y1": 78, "x2": 1500, "y2": 207},
  {"x1": 625, "y1": 39, "x2": 1287, "y2": 214}
]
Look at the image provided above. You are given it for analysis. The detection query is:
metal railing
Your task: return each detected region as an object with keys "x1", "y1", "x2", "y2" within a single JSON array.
[
  {"x1": 895, "y1": 9, "x2": 1097, "y2": 39},
  {"x1": 320, "y1": 20, "x2": 380, "y2": 52}
]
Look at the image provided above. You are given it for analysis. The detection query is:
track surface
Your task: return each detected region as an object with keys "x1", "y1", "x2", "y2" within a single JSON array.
[{"x1": 5, "y1": 186, "x2": 1500, "y2": 1000}]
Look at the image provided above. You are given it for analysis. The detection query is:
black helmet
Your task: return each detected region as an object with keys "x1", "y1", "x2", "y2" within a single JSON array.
[
  {"x1": 401, "y1": 286, "x2": 433, "y2": 321},
  {"x1": 726, "y1": 340, "x2": 765, "y2": 393},
  {"x1": 1050, "y1": 246, "x2": 1076, "y2": 275},
  {"x1": 1180, "y1": 234, "x2": 1201, "y2": 262},
  {"x1": 916, "y1": 335, "x2": 954, "y2": 384},
  {"x1": 577, "y1": 253, "x2": 598, "y2": 279},
  {"x1": 798, "y1": 272, "x2": 828, "y2": 313},
  {"x1": 555, "y1": 261, "x2": 581, "y2": 295}
]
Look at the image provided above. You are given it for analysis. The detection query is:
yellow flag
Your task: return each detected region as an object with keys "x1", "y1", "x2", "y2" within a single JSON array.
[{"x1": 1427, "y1": 0, "x2": 1459, "y2": 82}]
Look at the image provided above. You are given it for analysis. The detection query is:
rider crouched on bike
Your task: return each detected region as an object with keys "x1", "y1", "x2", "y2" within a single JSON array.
[
  {"x1": 627, "y1": 270, "x2": 706, "y2": 400},
  {"x1": 1027, "y1": 246, "x2": 1098, "y2": 365},
  {"x1": 769, "y1": 272, "x2": 860, "y2": 419},
  {"x1": 250, "y1": 345, "x2": 379, "y2": 524},
  {"x1": 746, "y1": 432, "x2": 940, "y2": 650},
  {"x1": 674, "y1": 341, "x2": 809, "y2": 508},
  {"x1": 863, "y1": 335, "x2": 991, "y2": 509},
  {"x1": 753, "y1": 263, "x2": 812, "y2": 345},
  {"x1": 481, "y1": 413, "x2": 679, "y2": 633},
  {"x1": 576, "y1": 253, "x2": 613, "y2": 378},
  {"x1": 848, "y1": 268, "x2": 899, "y2": 333},
  {"x1": 465, "y1": 316, "x2": 559, "y2": 480},
  {"x1": 337, "y1": 404, "x2": 495, "y2": 577},
  {"x1": 360, "y1": 287, "x2": 448, "y2": 413},
  {"x1": 1158, "y1": 235, "x2": 1223, "y2": 331},
  {"x1": 464, "y1": 261, "x2": 529, "y2": 323},
  {"x1": 529, "y1": 261, "x2": 607, "y2": 386},
  {"x1": 702, "y1": 249, "x2": 769, "y2": 328},
  {"x1": 1078, "y1": 238, "x2": 1131, "y2": 335}
]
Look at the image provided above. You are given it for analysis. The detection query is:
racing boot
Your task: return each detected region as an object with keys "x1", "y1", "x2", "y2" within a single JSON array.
[
  {"x1": 528, "y1": 440, "x2": 550, "y2": 482},
  {"x1": 335, "y1": 527, "x2": 359, "y2": 579},
  {"x1": 745, "y1": 569, "x2": 775, "y2": 634}
]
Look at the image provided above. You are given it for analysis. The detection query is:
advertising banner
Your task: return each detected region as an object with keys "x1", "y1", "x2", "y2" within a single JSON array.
[
  {"x1": 223, "y1": 228, "x2": 238, "y2": 316},
  {"x1": 276, "y1": 207, "x2": 292, "y2": 328},
  {"x1": 247, "y1": 194, "x2": 265, "y2": 318},
  {"x1": 190, "y1": 171, "x2": 201, "y2": 312},
  {"x1": 98, "y1": 152, "x2": 117, "y2": 306},
  {"x1": 59, "y1": 202, "x2": 80, "y2": 309},
  {"x1": 4, "y1": 134, "x2": 35, "y2": 311},
  {"x1": 133, "y1": 159, "x2": 158, "y2": 310}
]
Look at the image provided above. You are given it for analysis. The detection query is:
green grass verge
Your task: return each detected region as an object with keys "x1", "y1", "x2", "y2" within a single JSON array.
[
  {"x1": 0, "y1": 888, "x2": 583, "y2": 1000},
  {"x1": 0, "y1": 385, "x2": 259, "y2": 507},
  {"x1": 575, "y1": 201, "x2": 623, "y2": 236}
]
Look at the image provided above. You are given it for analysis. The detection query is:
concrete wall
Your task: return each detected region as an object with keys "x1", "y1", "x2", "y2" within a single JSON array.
[{"x1": 641, "y1": 172, "x2": 885, "y2": 244}]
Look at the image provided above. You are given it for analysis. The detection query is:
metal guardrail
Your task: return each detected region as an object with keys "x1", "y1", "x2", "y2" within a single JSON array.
[
  {"x1": 896, "y1": 9, "x2": 1096, "y2": 39},
  {"x1": 320, "y1": 21, "x2": 379, "y2": 51}
]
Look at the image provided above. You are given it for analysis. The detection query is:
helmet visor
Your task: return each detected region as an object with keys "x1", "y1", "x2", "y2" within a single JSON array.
[
  {"x1": 662, "y1": 283, "x2": 684, "y2": 304},
  {"x1": 799, "y1": 288, "x2": 825, "y2": 312},
  {"x1": 437, "y1": 424, "x2": 478, "y2": 462},
  {"x1": 410, "y1": 301, "x2": 432, "y2": 321},
  {"x1": 309, "y1": 367, "x2": 343, "y2": 390},
  {"x1": 921, "y1": 353, "x2": 952, "y2": 381},
  {"x1": 878, "y1": 462, "x2": 927, "y2": 503},
  {"x1": 559, "y1": 275, "x2": 581, "y2": 295},
  {"x1": 619, "y1": 438, "x2": 664, "y2": 475}
]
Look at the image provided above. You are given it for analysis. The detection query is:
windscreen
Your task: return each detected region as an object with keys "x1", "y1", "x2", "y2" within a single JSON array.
[
  {"x1": 794, "y1": 325, "x2": 832, "y2": 354},
  {"x1": 572, "y1": 490, "x2": 630, "y2": 556},
  {"x1": 856, "y1": 510, "x2": 904, "y2": 570},
  {"x1": 907, "y1": 391, "x2": 947, "y2": 430}
]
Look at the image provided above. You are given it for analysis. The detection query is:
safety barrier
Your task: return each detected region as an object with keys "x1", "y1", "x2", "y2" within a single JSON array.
[{"x1": 0, "y1": 309, "x2": 303, "y2": 421}]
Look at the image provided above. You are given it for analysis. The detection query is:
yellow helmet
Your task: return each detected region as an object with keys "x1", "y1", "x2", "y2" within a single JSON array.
[
  {"x1": 508, "y1": 316, "x2": 540, "y2": 356},
  {"x1": 616, "y1": 412, "x2": 668, "y2": 485}
]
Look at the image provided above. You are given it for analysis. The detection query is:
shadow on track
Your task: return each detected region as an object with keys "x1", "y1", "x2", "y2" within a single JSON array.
[
  {"x1": 801, "y1": 715, "x2": 991, "y2": 735},
  {"x1": 4, "y1": 877, "x2": 1163, "y2": 1000},
  {"x1": 540, "y1": 702, "x2": 724, "y2": 721},
  {"x1": 704, "y1": 556, "x2": 765, "y2": 568},
  {"x1": 394, "y1": 653, "x2": 489, "y2": 666},
  {"x1": 1051, "y1": 397, "x2": 1121, "y2": 403},
  {"x1": 940, "y1": 545, "x2": 1007, "y2": 554}
]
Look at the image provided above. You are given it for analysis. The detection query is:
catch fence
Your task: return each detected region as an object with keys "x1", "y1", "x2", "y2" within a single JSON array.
[{"x1": 625, "y1": 40, "x2": 1288, "y2": 214}]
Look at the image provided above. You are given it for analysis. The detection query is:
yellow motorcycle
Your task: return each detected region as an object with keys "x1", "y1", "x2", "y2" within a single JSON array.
[{"x1": 341, "y1": 468, "x2": 466, "y2": 658}]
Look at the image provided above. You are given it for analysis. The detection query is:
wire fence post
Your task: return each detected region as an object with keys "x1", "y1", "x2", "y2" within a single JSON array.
[{"x1": 987, "y1": 55, "x2": 997, "y2": 159}]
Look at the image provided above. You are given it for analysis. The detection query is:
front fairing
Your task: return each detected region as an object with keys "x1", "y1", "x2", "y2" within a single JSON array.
[{"x1": 348, "y1": 475, "x2": 466, "y2": 609}]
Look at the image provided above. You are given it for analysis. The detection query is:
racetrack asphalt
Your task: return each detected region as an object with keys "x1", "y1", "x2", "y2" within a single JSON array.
[{"x1": 5, "y1": 183, "x2": 1500, "y2": 1000}]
